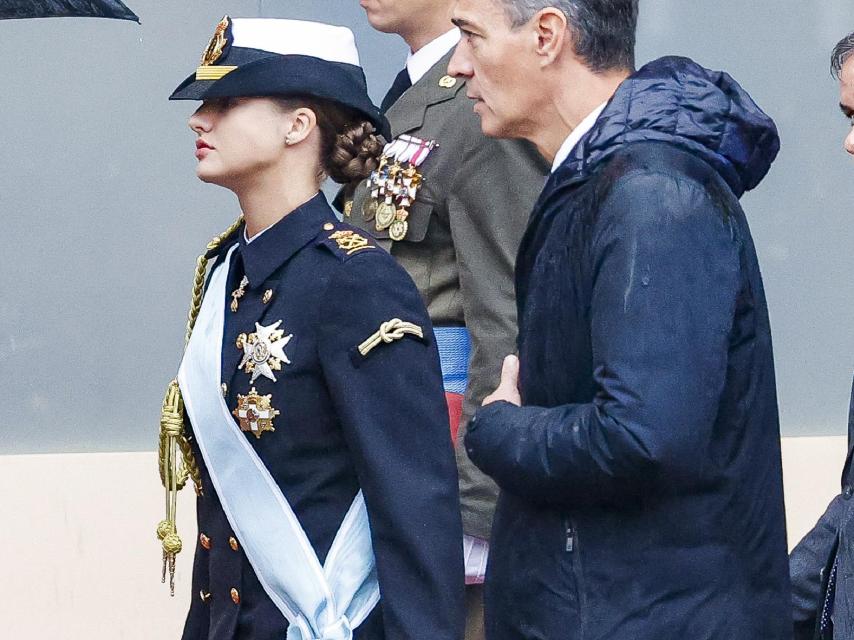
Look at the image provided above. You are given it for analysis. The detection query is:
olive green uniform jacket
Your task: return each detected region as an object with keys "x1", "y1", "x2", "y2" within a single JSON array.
[{"x1": 344, "y1": 51, "x2": 548, "y2": 540}]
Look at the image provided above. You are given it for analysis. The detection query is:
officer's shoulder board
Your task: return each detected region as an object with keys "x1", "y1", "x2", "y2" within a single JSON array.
[{"x1": 316, "y1": 222, "x2": 377, "y2": 262}]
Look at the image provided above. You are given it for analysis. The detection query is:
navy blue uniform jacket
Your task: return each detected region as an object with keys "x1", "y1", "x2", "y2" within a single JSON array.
[
  {"x1": 465, "y1": 57, "x2": 790, "y2": 639},
  {"x1": 791, "y1": 378, "x2": 854, "y2": 640},
  {"x1": 181, "y1": 193, "x2": 465, "y2": 640}
]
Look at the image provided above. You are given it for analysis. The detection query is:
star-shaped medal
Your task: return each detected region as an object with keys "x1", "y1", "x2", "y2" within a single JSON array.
[
  {"x1": 232, "y1": 387, "x2": 279, "y2": 439},
  {"x1": 238, "y1": 320, "x2": 293, "y2": 383}
]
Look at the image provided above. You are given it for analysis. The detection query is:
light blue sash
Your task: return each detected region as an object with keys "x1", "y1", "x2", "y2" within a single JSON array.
[
  {"x1": 433, "y1": 326, "x2": 471, "y2": 393},
  {"x1": 178, "y1": 247, "x2": 379, "y2": 640}
]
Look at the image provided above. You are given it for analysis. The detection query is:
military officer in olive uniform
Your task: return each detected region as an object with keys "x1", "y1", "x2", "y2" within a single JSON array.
[
  {"x1": 347, "y1": 3, "x2": 548, "y2": 637},
  {"x1": 156, "y1": 17, "x2": 464, "y2": 640}
]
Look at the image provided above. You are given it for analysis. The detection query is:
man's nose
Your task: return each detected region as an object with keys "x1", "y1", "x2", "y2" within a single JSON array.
[
  {"x1": 845, "y1": 126, "x2": 854, "y2": 156},
  {"x1": 448, "y1": 41, "x2": 473, "y2": 79}
]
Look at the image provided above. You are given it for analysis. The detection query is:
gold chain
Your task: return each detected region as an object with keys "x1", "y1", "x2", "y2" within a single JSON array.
[{"x1": 156, "y1": 216, "x2": 243, "y2": 596}]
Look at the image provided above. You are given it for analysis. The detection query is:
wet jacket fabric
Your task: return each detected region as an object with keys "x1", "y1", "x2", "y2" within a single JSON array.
[
  {"x1": 791, "y1": 379, "x2": 854, "y2": 640},
  {"x1": 465, "y1": 57, "x2": 790, "y2": 640}
]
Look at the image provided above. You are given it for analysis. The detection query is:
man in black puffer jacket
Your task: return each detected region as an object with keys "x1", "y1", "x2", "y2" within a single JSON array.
[{"x1": 448, "y1": 1, "x2": 790, "y2": 638}]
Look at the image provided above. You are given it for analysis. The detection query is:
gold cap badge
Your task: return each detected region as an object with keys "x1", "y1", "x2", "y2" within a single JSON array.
[
  {"x1": 196, "y1": 16, "x2": 237, "y2": 81},
  {"x1": 201, "y1": 16, "x2": 230, "y2": 66}
]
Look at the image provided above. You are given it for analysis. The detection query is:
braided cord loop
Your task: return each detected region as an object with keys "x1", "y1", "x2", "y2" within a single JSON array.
[{"x1": 157, "y1": 216, "x2": 243, "y2": 595}]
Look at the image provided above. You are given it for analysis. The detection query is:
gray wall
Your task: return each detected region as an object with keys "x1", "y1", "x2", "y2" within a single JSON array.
[{"x1": 1, "y1": 1, "x2": 852, "y2": 454}]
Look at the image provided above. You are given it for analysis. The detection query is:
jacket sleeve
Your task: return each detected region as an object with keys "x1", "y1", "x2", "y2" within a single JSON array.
[
  {"x1": 464, "y1": 171, "x2": 741, "y2": 506},
  {"x1": 790, "y1": 495, "x2": 843, "y2": 639},
  {"x1": 446, "y1": 101, "x2": 548, "y2": 537},
  {"x1": 316, "y1": 251, "x2": 465, "y2": 640}
]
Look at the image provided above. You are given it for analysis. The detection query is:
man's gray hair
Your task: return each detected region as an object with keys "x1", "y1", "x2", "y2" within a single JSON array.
[
  {"x1": 498, "y1": 0, "x2": 638, "y2": 73},
  {"x1": 831, "y1": 31, "x2": 854, "y2": 79}
]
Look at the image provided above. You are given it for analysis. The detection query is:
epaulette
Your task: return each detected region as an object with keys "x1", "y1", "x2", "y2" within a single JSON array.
[{"x1": 316, "y1": 222, "x2": 377, "y2": 262}]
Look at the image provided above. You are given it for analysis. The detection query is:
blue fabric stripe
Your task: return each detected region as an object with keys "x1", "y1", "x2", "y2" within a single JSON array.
[{"x1": 434, "y1": 327, "x2": 470, "y2": 394}]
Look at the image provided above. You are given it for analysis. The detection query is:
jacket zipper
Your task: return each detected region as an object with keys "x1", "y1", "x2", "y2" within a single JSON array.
[
  {"x1": 563, "y1": 515, "x2": 586, "y2": 638},
  {"x1": 564, "y1": 517, "x2": 575, "y2": 552}
]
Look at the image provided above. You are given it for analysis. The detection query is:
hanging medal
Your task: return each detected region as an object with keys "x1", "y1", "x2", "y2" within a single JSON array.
[
  {"x1": 389, "y1": 137, "x2": 433, "y2": 241},
  {"x1": 375, "y1": 158, "x2": 401, "y2": 231},
  {"x1": 362, "y1": 155, "x2": 388, "y2": 221},
  {"x1": 363, "y1": 134, "x2": 436, "y2": 240}
]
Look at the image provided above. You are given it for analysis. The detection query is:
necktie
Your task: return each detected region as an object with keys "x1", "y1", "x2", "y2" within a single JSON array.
[{"x1": 381, "y1": 67, "x2": 412, "y2": 113}]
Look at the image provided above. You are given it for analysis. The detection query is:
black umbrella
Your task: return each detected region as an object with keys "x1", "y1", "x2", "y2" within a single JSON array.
[{"x1": 0, "y1": 1, "x2": 139, "y2": 22}]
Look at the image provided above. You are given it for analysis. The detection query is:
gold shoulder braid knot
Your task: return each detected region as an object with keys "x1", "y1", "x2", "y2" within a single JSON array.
[
  {"x1": 156, "y1": 216, "x2": 243, "y2": 596},
  {"x1": 357, "y1": 318, "x2": 424, "y2": 356}
]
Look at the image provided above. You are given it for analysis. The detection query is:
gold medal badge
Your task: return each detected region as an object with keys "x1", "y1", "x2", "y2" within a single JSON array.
[
  {"x1": 375, "y1": 202, "x2": 397, "y2": 230},
  {"x1": 389, "y1": 219, "x2": 409, "y2": 242},
  {"x1": 361, "y1": 198, "x2": 378, "y2": 222},
  {"x1": 232, "y1": 387, "x2": 279, "y2": 439}
]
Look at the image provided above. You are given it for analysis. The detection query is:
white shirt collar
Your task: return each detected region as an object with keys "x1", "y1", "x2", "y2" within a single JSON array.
[
  {"x1": 550, "y1": 102, "x2": 608, "y2": 173},
  {"x1": 406, "y1": 28, "x2": 460, "y2": 85},
  {"x1": 244, "y1": 221, "x2": 274, "y2": 244}
]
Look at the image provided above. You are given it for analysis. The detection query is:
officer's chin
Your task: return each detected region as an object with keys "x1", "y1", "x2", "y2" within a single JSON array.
[{"x1": 195, "y1": 163, "x2": 225, "y2": 186}]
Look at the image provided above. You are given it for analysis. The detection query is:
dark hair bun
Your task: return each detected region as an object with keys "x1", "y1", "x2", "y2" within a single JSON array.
[{"x1": 327, "y1": 122, "x2": 385, "y2": 184}]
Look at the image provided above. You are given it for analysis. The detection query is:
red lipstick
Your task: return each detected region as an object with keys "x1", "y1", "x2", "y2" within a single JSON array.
[{"x1": 195, "y1": 139, "x2": 213, "y2": 160}]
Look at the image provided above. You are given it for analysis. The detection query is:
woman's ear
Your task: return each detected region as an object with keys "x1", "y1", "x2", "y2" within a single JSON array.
[{"x1": 284, "y1": 107, "x2": 318, "y2": 146}]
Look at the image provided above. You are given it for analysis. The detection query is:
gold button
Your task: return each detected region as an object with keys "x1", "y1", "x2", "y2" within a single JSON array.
[
  {"x1": 230, "y1": 587, "x2": 240, "y2": 604},
  {"x1": 199, "y1": 533, "x2": 211, "y2": 550},
  {"x1": 199, "y1": 590, "x2": 211, "y2": 603},
  {"x1": 323, "y1": 222, "x2": 335, "y2": 231},
  {"x1": 262, "y1": 289, "x2": 273, "y2": 305},
  {"x1": 439, "y1": 75, "x2": 457, "y2": 88},
  {"x1": 229, "y1": 536, "x2": 239, "y2": 551}
]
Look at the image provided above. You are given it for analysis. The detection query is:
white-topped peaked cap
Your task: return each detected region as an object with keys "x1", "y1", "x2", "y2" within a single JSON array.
[
  {"x1": 170, "y1": 16, "x2": 387, "y2": 138},
  {"x1": 230, "y1": 18, "x2": 361, "y2": 67}
]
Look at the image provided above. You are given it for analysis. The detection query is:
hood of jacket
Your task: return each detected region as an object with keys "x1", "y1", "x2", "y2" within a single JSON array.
[{"x1": 558, "y1": 56, "x2": 780, "y2": 197}]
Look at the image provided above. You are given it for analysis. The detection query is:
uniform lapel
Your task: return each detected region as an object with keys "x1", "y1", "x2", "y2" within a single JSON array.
[{"x1": 385, "y1": 49, "x2": 466, "y2": 137}]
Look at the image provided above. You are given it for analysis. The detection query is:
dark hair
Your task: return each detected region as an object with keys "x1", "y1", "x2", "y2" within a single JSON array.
[
  {"x1": 499, "y1": 0, "x2": 638, "y2": 73},
  {"x1": 831, "y1": 31, "x2": 854, "y2": 79},
  {"x1": 275, "y1": 97, "x2": 385, "y2": 184}
]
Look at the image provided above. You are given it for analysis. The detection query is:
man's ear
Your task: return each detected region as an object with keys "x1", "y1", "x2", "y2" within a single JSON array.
[
  {"x1": 533, "y1": 8, "x2": 569, "y2": 66},
  {"x1": 284, "y1": 107, "x2": 318, "y2": 146}
]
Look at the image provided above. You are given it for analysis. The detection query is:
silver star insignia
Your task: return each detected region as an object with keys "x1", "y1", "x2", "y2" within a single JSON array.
[{"x1": 238, "y1": 320, "x2": 293, "y2": 383}]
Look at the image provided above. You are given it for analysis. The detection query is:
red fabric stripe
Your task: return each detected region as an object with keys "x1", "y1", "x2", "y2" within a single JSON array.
[{"x1": 446, "y1": 391, "x2": 464, "y2": 444}]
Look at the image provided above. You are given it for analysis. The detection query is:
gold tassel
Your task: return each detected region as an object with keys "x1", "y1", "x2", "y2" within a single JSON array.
[
  {"x1": 156, "y1": 217, "x2": 243, "y2": 596},
  {"x1": 157, "y1": 380, "x2": 188, "y2": 595}
]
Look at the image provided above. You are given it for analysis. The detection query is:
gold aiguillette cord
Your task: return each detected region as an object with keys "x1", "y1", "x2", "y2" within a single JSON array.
[{"x1": 156, "y1": 216, "x2": 243, "y2": 595}]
